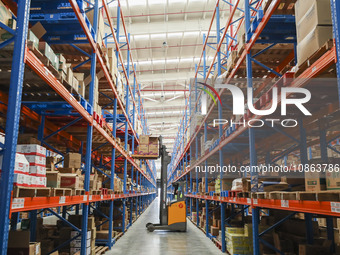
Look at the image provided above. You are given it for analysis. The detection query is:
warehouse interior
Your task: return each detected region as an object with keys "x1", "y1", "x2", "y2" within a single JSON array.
[{"x1": 0, "y1": 0, "x2": 340, "y2": 254}]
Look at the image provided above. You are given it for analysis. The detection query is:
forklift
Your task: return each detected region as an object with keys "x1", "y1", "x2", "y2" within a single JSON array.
[{"x1": 146, "y1": 137, "x2": 187, "y2": 232}]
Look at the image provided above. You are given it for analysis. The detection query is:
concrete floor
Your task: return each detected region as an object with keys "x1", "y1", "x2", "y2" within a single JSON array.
[{"x1": 105, "y1": 197, "x2": 223, "y2": 255}]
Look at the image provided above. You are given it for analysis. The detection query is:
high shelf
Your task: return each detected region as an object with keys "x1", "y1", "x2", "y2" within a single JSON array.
[
  {"x1": 0, "y1": 0, "x2": 157, "y2": 254},
  {"x1": 168, "y1": 0, "x2": 340, "y2": 254}
]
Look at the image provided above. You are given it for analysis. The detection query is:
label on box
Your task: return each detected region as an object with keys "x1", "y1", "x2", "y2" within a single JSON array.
[
  {"x1": 11, "y1": 198, "x2": 25, "y2": 209},
  {"x1": 59, "y1": 196, "x2": 66, "y2": 204}
]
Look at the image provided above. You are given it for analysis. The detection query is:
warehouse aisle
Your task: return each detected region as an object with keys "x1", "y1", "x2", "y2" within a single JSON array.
[{"x1": 105, "y1": 197, "x2": 223, "y2": 255}]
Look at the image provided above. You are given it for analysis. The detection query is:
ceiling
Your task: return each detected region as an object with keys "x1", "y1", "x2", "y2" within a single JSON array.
[{"x1": 108, "y1": 0, "x2": 239, "y2": 174}]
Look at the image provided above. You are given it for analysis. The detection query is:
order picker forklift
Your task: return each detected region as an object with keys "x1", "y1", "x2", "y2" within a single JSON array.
[{"x1": 146, "y1": 137, "x2": 187, "y2": 232}]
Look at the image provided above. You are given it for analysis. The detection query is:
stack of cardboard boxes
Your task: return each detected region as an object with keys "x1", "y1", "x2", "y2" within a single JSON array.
[
  {"x1": 17, "y1": 144, "x2": 47, "y2": 188},
  {"x1": 7, "y1": 230, "x2": 41, "y2": 255},
  {"x1": 295, "y1": 0, "x2": 333, "y2": 66},
  {"x1": 59, "y1": 153, "x2": 84, "y2": 190},
  {"x1": 0, "y1": 152, "x2": 30, "y2": 187},
  {"x1": 137, "y1": 135, "x2": 159, "y2": 156}
]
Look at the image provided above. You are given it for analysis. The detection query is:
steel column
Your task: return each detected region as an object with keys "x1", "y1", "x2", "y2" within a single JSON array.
[
  {"x1": 81, "y1": 0, "x2": 99, "y2": 253},
  {"x1": 0, "y1": 0, "x2": 31, "y2": 252}
]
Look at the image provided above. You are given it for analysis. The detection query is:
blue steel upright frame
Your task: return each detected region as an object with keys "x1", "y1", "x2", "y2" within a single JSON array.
[{"x1": 0, "y1": 0, "x2": 31, "y2": 252}]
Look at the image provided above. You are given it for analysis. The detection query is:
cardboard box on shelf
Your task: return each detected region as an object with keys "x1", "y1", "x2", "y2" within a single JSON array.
[
  {"x1": 66, "y1": 65, "x2": 74, "y2": 86},
  {"x1": 8, "y1": 230, "x2": 41, "y2": 255},
  {"x1": 326, "y1": 170, "x2": 340, "y2": 190},
  {"x1": 56, "y1": 53, "x2": 67, "y2": 74},
  {"x1": 148, "y1": 144, "x2": 159, "y2": 156},
  {"x1": 46, "y1": 171, "x2": 60, "y2": 188},
  {"x1": 210, "y1": 226, "x2": 219, "y2": 236},
  {"x1": 149, "y1": 136, "x2": 158, "y2": 145},
  {"x1": 139, "y1": 135, "x2": 149, "y2": 144},
  {"x1": 138, "y1": 144, "x2": 149, "y2": 155},
  {"x1": 0, "y1": 153, "x2": 29, "y2": 174},
  {"x1": 29, "y1": 165, "x2": 46, "y2": 177},
  {"x1": 60, "y1": 174, "x2": 81, "y2": 189},
  {"x1": 58, "y1": 168, "x2": 82, "y2": 175},
  {"x1": 295, "y1": 0, "x2": 331, "y2": 25},
  {"x1": 17, "y1": 144, "x2": 46, "y2": 156},
  {"x1": 25, "y1": 155, "x2": 46, "y2": 166},
  {"x1": 64, "y1": 153, "x2": 82, "y2": 168},
  {"x1": 297, "y1": 26, "x2": 333, "y2": 66},
  {"x1": 28, "y1": 30, "x2": 39, "y2": 49},
  {"x1": 30, "y1": 22, "x2": 46, "y2": 40},
  {"x1": 295, "y1": 0, "x2": 332, "y2": 42},
  {"x1": 17, "y1": 134, "x2": 40, "y2": 144},
  {"x1": 305, "y1": 171, "x2": 326, "y2": 191}
]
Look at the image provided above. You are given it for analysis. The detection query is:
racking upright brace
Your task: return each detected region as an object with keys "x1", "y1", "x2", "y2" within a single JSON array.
[{"x1": 0, "y1": 0, "x2": 31, "y2": 252}]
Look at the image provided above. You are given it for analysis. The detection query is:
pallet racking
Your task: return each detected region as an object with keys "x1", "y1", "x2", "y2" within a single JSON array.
[
  {"x1": 168, "y1": 0, "x2": 340, "y2": 254},
  {"x1": 0, "y1": 0, "x2": 157, "y2": 254}
]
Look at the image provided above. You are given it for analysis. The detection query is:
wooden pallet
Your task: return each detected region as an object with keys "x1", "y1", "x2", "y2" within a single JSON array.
[
  {"x1": 13, "y1": 187, "x2": 51, "y2": 198},
  {"x1": 72, "y1": 189, "x2": 85, "y2": 196},
  {"x1": 317, "y1": 191, "x2": 340, "y2": 202},
  {"x1": 252, "y1": 192, "x2": 270, "y2": 199},
  {"x1": 94, "y1": 246, "x2": 109, "y2": 255},
  {"x1": 237, "y1": 192, "x2": 250, "y2": 198},
  {"x1": 91, "y1": 190, "x2": 102, "y2": 195},
  {"x1": 52, "y1": 188, "x2": 72, "y2": 196},
  {"x1": 295, "y1": 40, "x2": 334, "y2": 77}
]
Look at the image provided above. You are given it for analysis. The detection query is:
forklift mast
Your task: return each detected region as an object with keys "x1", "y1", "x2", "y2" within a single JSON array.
[{"x1": 159, "y1": 136, "x2": 171, "y2": 225}]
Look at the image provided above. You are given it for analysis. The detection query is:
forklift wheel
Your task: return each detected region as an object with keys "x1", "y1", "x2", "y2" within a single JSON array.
[
  {"x1": 146, "y1": 222, "x2": 152, "y2": 228},
  {"x1": 147, "y1": 224, "x2": 155, "y2": 232}
]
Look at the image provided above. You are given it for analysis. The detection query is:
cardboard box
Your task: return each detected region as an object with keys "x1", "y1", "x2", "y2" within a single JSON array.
[
  {"x1": 0, "y1": 153, "x2": 29, "y2": 174},
  {"x1": 138, "y1": 144, "x2": 149, "y2": 155},
  {"x1": 17, "y1": 144, "x2": 46, "y2": 156},
  {"x1": 148, "y1": 144, "x2": 159, "y2": 156},
  {"x1": 305, "y1": 171, "x2": 326, "y2": 191},
  {"x1": 30, "y1": 22, "x2": 46, "y2": 40},
  {"x1": 66, "y1": 65, "x2": 74, "y2": 86},
  {"x1": 60, "y1": 174, "x2": 80, "y2": 188},
  {"x1": 96, "y1": 230, "x2": 109, "y2": 239},
  {"x1": 295, "y1": 0, "x2": 332, "y2": 42},
  {"x1": 64, "y1": 153, "x2": 82, "y2": 168},
  {"x1": 139, "y1": 135, "x2": 149, "y2": 144},
  {"x1": 17, "y1": 134, "x2": 40, "y2": 144},
  {"x1": 295, "y1": 0, "x2": 331, "y2": 24},
  {"x1": 58, "y1": 167, "x2": 82, "y2": 175},
  {"x1": 8, "y1": 230, "x2": 41, "y2": 255},
  {"x1": 46, "y1": 171, "x2": 60, "y2": 188},
  {"x1": 28, "y1": 30, "x2": 39, "y2": 49},
  {"x1": 29, "y1": 165, "x2": 46, "y2": 177},
  {"x1": 210, "y1": 226, "x2": 219, "y2": 236},
  {"x1": 297, "y1": 26, "x2": 333, "y2": 66},
  {"x1": 25, "y1": 155, "x2": 46, "y2": 166},
  {"x1": 326, "y1": 170, "x2": 340, "y2": 190}
]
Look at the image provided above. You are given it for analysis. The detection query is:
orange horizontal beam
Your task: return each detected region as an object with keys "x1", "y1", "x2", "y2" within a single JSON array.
[
  {"x1": 186, "y1": 194, "x2": 340, "y2": 217},
  {"x1": 10, "y1": 192, "x2": 156, "y2": 213}
]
